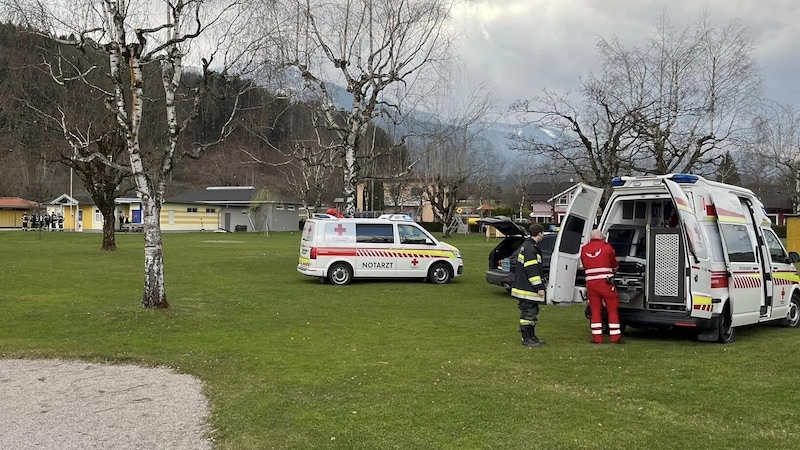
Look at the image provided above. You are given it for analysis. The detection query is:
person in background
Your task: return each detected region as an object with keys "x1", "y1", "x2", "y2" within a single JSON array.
[
  {"x1": 22, "y1": 212, "x2": 28, "y2": 231},
  {"x1": 511, "y1": 223, "x2": 547, "y2": 348},
  {"x1": 580, "y1": 229, "x2": 623, "y2": 344}
]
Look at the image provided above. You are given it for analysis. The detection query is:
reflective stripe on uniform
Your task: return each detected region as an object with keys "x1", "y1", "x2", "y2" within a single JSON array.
[{"x1": 511, "y1": 288, "x2": 544, "y2": 301}]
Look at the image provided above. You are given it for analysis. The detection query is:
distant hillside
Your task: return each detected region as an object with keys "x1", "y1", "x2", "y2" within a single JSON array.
[{"x1": 272, "y1": 70, "x2": 558, "y2": 171}]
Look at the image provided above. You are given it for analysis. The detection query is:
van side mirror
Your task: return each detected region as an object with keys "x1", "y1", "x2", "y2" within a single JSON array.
[{"x1": 789, "y1": 252, "x2": 800, "y2": 264}]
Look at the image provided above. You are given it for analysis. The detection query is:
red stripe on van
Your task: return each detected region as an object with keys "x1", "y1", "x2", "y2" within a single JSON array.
[
  {"x1": 316, "y1": 248, "x2": 358, "y2": 257},
  {"x1": 711, "y1": 272, "x2": 728, "y2": 288}
]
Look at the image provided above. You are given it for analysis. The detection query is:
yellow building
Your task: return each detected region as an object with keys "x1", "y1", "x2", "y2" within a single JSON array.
[
  {"x1": 47, "y1": 187, "x2": 302, "y2": 232},
  {"x1": 0, "y1": 197, "x2": 38, "y2": 228}
]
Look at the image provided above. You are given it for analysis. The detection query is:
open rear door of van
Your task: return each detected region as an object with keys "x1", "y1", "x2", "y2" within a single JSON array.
[
  {"x1": 661, "y1": 179, "x2": 712, "y2": 316},
  {"x1": 546, "y1": 184, "x2": 603, "y2": 305}
]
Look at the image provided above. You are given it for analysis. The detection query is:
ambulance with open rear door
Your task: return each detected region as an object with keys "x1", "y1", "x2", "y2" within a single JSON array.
[{"x1": 546, "y1": 174, "x2": 800, "y2": 342}]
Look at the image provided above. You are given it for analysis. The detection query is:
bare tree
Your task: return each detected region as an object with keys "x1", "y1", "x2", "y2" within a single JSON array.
[
  {"x1": 511, "y1": 84, "x2": 639, "y2": 197},
  {"x1": 413, "y1": 79, "x2": 499, "y2": 236},
  {"x1": 606, "y1": 13, "x2": 760, "y2": 174},
  {"x1": 752, "y1": 101, "x2": 800, "y2": 211},
  {"x1": 262, "y1": 0, "x2": 457, "y2": 216},
  {"x1": 2, "y1": 0, "x2": 251, "y2": 308},
  {"x1": 512, "y1": 12, "x2": 761, "y2": 192}
]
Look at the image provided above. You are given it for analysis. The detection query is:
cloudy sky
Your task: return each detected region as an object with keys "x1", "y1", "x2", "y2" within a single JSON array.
[{"x1": 451, "y1": 0, "x2": 800, "y2": 111}]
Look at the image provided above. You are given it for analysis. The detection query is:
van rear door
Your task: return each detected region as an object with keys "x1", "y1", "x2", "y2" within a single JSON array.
[
  {"x1": 546, "y1": 184, "x2": 602, "y2": 305},
  {"x1": 708, "y1": 190, "x2": 763, "y2": 325},
  {"x1": 660, "y1": 179, "x2": 712, "y2": 317}
]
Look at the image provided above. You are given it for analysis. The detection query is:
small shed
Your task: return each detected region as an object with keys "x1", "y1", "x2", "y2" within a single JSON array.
[
  {"x1": 0, "y1": 197, "x2": 38, "y2": 228},
  {"x1": 477, "y1": 203, "x2": 495, "y2": 217}
]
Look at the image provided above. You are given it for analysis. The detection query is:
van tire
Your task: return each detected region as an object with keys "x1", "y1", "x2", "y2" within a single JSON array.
[
  {"x1": 327, "y1": 262, "x2": 353, "y2": 286},
  {"x1": 428, "y1": 262, "x2": 452, "y2": 284},
  {"x1": 717, "y1": 305, "x2": 735, "y2": 344},
  {"x1": 780, "y1": 292, "x2": 800, "y2": 328}
]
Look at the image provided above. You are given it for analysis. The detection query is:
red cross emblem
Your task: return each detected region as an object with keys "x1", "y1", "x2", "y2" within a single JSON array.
[
  {"x1": 334, "y1": 224, "x2": 347, "y2": 236},
  {"x1": 411, "y1": 258, "x2": 419, "y2": 266}
]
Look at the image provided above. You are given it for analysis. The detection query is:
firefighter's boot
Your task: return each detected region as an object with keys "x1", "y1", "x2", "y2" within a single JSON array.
[
  {"x1": 520, "y1": 325, "x2": 544, "y2": 348},
  {"x1": 529, "y1": 325, "x2": 545, "y2": 347}
]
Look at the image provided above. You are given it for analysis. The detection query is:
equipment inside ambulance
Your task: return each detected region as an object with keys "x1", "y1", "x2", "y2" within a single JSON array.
[
  {"x1": 297, "y1": 215, "x2": 463, "y2": 285},
  {"x1": 547, "y1": 173, "x2": 800, "y2": 343}
]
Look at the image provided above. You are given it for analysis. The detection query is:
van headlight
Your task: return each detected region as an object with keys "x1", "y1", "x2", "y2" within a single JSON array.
[{"x1": 452, "y1": 249, "x2": 461, "y2": 258}]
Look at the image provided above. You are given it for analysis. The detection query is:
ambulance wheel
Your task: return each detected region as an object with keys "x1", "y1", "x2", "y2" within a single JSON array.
[
  {"x1": 427, "y1": 262, "x2": 452, "y2": 284},
  {"x1": 717, "y1": 305, "x2": 735, "y2": 344},
  {"x1": 780, "y1": 293, "x2": 800, "y2": 328},
  {"x1": 327, "y1": 262, "x2": 353, "y2": 286}
]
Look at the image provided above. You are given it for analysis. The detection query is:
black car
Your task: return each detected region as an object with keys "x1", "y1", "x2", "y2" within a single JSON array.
[{"x1": 477, "y1": 216, "x2": 557, "y2": 292}]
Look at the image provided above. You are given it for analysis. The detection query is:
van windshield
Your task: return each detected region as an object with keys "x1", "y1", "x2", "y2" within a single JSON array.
[{"x1": 399, "y1": 224, "x2": 433, "y2": 245}]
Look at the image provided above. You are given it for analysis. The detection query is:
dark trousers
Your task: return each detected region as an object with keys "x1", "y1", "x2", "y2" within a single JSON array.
[{"x1": 518, "y1": 300, "x2": 540, "y2": 326}]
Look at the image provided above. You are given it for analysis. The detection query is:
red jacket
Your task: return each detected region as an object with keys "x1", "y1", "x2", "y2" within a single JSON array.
[{"x1": 580, "y1": 238, "x2": 618, "y2": 282}]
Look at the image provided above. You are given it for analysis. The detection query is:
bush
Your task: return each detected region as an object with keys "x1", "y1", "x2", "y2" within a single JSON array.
[{"x1": 773, "y1": 225, "x2": 787, "y2": 238}]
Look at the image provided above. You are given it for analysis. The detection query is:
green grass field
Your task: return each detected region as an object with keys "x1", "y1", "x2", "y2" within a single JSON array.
[{"x1": 2, "y1": 230, "x2": 800, "y2": 449}]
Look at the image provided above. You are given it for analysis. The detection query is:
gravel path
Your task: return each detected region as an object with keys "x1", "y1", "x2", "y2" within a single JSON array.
[{"x1": 0, "y1": 359, "x2": 212, "y2": 449}]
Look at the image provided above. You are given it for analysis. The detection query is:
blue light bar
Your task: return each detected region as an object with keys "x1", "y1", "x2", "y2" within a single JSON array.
[
  {"x1": 611, "y1": 177, "x2": 624, "y2": 186},
  {"x1": 671, "y1": 173, "x2": 699, "y2": 184}
]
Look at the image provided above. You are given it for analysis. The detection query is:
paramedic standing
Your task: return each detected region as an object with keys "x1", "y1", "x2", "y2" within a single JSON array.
[
  {"x1": 581, "y1": 229, "x2": 623, "y2": 344},
  {"x1": 511, "y1": 223, "x2": 547, "y2": 348}
]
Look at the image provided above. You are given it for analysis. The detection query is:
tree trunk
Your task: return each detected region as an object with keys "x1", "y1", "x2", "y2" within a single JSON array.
[
  {"x1": 100, "y1": 202, "x2": 117, "y2": 251},
  {"x1": 344, "y1": 146, "x2": 357, "y2": 217},
  {"x1": 141, "y1": 196, "x2": 168, "y2": 309}
]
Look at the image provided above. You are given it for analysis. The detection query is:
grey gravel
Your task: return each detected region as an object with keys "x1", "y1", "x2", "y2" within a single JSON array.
[{"x1": 0, "y1": 359, "x2": 212, "y2": 450}]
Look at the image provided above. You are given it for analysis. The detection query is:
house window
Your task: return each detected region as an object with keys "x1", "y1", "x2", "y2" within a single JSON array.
[
  {"x1": 556, "y1": 195, "x2": 569, "y2": 206},
  {"x1": 187, "y1": 207, "x2": 198, "y2": 213},
  {"x1": 94, "y1": 209, "x2": 102, "y2": 223},
  {"x1": 276, "y1": 205, "x2": 284, "y2": 210},
  {"x1": 287, "y1": 205, "x2": 295, "y2": 211},
  {"x1": 206, "y1": 208, "x2": 216, "y2": 213}
]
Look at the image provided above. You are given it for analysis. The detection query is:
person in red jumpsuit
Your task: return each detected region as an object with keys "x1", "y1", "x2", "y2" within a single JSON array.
[{"x1": 580, "y1": 229, "x2": 623, "y2": 344}]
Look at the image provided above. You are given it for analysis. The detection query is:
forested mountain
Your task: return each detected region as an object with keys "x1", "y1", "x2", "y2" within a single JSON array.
[{"x1": 0, "y1": 23, "x2": 405, "y2": 206}]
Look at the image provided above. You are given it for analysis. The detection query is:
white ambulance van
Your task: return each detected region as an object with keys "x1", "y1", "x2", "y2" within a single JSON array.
[
  {"x1": 547, "y1": 173, "x2": 800, "y2": 342},
  {"x1": 297, "y1": 214, "x2": 464, "y2": 285}
]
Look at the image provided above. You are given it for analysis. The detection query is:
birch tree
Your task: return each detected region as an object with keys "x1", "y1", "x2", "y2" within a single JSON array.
[
  {"x1": 262, "y1": 0, "x2": 457, "y2": 216},
  {"x1": 2, "y1": 0, "x2": 251, "y2": 308}
]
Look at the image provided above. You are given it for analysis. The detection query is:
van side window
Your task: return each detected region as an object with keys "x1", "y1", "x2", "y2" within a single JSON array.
[
  {"x1": 398, "y1": 224, "x2": 431, "y2": 244},
  {"x1": 703, "y1": 223, "x2": 725, "y2": 263},
  {"x1": 719, "y1": 224, "x2": 756, "y2": 262},
  {"x1": 356, "y1": 224, "x2": 394, "y2": 244},
  {"x1": 559, "y1": 215, "x2": 584, "y2": 253},
  {"x1": 762, "y1": 228, "x2": 789, "y2": 264}
]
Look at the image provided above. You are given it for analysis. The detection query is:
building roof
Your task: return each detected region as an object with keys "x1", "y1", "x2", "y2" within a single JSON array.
[
  {"x1": 166, "y1": 186, "x2": 301, "y2": 205},
  {"x1": 50, "y1": 194, "x2": 79, "y2": 206},
  {"x1": 528, "y1": 182, "x2": 578, "y2": 203},
  {"x1": 0, "y1": 197, "x2": 39, "y2": 209}
]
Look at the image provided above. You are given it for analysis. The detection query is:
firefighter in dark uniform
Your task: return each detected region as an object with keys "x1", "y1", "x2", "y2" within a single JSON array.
[
  {"x1": 22, "y1": 212, "x2": 28, "y2": 231},
  {"x1": 580, "y1": 229, "x2": 623, "y2": 344},
  {"x1": 511, "y1": 223, "x2": 547, "y2": 348}
]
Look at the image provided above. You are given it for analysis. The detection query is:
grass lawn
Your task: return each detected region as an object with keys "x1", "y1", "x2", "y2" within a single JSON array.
[{"x1": 2, "y1": 229, "x2": 800, "y2": 449}]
